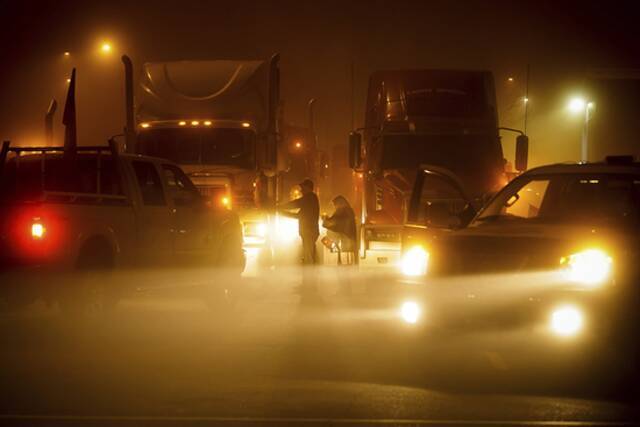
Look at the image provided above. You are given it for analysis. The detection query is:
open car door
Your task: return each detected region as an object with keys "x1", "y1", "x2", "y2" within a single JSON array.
[{"x1": 407, "y1": 164, "x2": 477, "y2": 230}]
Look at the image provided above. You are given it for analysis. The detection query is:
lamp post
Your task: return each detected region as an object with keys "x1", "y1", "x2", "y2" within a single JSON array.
[{"x1": 568, "y1": 97, "x2": 594, "y2": 163}]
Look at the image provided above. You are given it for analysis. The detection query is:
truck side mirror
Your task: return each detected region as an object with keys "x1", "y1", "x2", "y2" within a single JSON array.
[
  {"x1": 348, "y1": 132, "x2": 362, "y2": 169},
  {"x1": 515, "y1": 134, "x2": 529, "y2": 172}
]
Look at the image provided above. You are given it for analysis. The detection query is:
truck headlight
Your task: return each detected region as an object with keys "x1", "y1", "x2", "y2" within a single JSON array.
[
  {"x1": 550, "y1": 305, "x2": 583, "y2": 337},
  {"x1": 561, "y1": 248, "x2": 612, "y2": 286},
  {"x1": 400, "y1": 246, "x2": 429, "y2": 277}
]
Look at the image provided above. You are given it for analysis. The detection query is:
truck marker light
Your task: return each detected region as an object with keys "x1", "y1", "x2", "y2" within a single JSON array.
[
  {"x1": 204, "y1": 121, "x2": 212, "y2": 126},
  {"x1": 31, "y1": 222, "x2": 46, "y2": 239},
  {"x1": 241, "y1": 122, "x2": 251, "y2": 128},
  {"x1": 178, "y1": 121, "x2": 187, "y2": 126},
  {"x1": 191, "y1": 121, "x2": 200, "y2": 126}
]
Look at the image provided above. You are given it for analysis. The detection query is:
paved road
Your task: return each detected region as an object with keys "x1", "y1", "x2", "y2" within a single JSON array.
[{"x1": 0, "y1": 266, "x2": 637, "y2": 425}]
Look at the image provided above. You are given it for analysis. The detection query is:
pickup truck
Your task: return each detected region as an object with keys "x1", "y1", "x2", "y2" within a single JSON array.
[{"x1": 0, "y1": 141, "x2": 244, "y2": 313}]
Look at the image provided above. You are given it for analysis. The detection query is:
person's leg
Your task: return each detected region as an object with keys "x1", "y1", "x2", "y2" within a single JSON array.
[
  {"x1": 300, "y1": 235, "x2": 319, "y2": 302},
  {"x1": 302, "y1": 235, "x2": 318, "y2": 265}
]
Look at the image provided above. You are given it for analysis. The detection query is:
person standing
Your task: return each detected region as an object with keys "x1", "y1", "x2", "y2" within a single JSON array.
[{"x1": 278, "y1": 178, "x2": 320, "y2": 265}]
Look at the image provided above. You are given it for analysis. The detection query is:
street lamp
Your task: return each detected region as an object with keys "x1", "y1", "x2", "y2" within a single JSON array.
[
  {"x1": 100, "y1": 42, "x2": 112, "y2": 54},
  {"x1": 568, "y1": 97, "x2": 594, "y2": 162}
]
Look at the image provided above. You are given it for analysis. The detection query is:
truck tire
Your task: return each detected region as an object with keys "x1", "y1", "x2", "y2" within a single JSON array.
[{"x1": 59, "y1": 237, "x2": 119, "y2": 316}]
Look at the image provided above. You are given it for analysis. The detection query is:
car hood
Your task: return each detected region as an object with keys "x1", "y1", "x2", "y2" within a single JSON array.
[{"x1": 429, "y1": 221, "x2": 638, "y2": 275}]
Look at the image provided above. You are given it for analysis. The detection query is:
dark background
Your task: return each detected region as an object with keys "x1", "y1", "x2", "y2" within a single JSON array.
[{"x1": 1, "y1": 0, "x2": 639, "y2": 166}]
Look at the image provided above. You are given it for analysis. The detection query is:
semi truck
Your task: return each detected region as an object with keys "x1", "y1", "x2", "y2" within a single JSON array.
[
  {"x1": 348, "y1": 69, "x2": 527, "y2": 267},
  {"x1": 121, "y1": 54, "x2": 310, "y2": 266}
]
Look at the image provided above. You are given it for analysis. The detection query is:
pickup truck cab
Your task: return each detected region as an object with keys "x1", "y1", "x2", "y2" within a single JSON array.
[
  {"x1": 0, "y1": 141, "x2": 244, "y2": 311},
  {"x1": 396, "y1": 159, "x2": 640, "y2": 348}
]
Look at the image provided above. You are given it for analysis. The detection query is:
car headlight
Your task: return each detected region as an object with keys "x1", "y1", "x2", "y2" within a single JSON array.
[
  {"x1": 561, "y1": 248, "x2": 612, "y2": 286},
  {"x1": 550, "y1": 305, "x2": 583, "y2": 337},
  {"x1": 399, "y1": 301, "x2": 421, "y2": 324},
  {"x1": 400, "y1": 246, "x2": 429, "y2": 277}
]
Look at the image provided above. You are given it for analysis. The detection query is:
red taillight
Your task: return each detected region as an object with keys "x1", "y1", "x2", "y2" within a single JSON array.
[{"x1": 31, "y1": 221, "x2": 46, "y2": 239}]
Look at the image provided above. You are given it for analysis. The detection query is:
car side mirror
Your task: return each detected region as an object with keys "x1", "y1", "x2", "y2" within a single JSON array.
[
  {"x1": 348, "y1": 132, "x2": 362, "y2": 169},
  {"x1": 515, "y1": 134, "x2": 529, "y2": 172}
]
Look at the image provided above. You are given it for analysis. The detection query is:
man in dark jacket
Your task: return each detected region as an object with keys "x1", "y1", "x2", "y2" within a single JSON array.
[{"x1": 278, "y1": 178, "x2": 320, "y2": 265}]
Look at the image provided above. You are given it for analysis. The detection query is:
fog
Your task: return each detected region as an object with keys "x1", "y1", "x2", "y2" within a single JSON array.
[{"x1": 2, "y1": 0, "x2": 640, "y2": 166}]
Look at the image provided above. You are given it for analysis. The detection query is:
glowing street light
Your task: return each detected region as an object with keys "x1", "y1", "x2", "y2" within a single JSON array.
[
  {"x1": 63, "y1": 51, "x2": 70, "y2": 57},
  {"x1": 568, "y1": 97, "x2": 586, "y2": 113},
  {"x1": 507, "y1": 77, "x2": 514, "y2": 82},
  {"x1": 567, "y1": 96, "x2": 595, "y2": 162},
  {"x1": 100, "y1": 42, "x2": 112, "y2": 54}
]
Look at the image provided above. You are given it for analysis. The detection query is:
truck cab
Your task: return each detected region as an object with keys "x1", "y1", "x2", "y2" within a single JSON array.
[
  {"x1": 124, "y1": 56, "x2": 282, "y2": 269},
  {"x1": 349, "y1": 69, "x2": 507, "y2": 268}
]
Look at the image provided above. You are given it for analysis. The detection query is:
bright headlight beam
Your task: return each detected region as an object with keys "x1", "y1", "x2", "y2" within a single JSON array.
[
  {"x1": 550, "y1": 305, "x2": 583, "y2": 336},
  {"x1": 256, "y1": 223, "x2": 267, "y2": 238},
  {"x1": 400, "y1": 301, "x2": 421, "y2": 324},
  {"x1": 400, "y1": 246, "x2": 429, "y2": 276},
  {"x1": 562, "y1": 249, "x2": 612, "y2": 286}
]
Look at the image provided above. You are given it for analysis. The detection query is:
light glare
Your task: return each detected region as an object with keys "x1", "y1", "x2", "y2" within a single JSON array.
[
  {"x1": 563, "y1": 248, "x2": 611, "y2": 285},
  {"x1": 31, "y1": 223, "x2": 45, "y2": 239},
  {"x1": 400, "y1": 301, "x2": 421, "y2": 324},
  {"x1": 550, "y1": 305, "x2": 583, "y2": 336},
  {"x1": 568, "y1": 97, "x2": 586, "y2": 113},
  {"x1": 400, "y1": 246, "x2": 429, "y2": 276}
]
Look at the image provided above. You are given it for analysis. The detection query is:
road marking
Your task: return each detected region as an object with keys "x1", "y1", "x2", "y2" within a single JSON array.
[{"x1": 0, "y1": 415, "x2": 633, "y2": 426}]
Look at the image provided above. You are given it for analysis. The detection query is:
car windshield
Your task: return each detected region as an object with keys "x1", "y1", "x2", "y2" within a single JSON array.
[
  {"x1": 137, "y1": 128, "x2": 256, "y2": 168},
  {"x1": 473, "y1": 173, "x2": 640, "y2": 226},
  {"x1": 403, "y1": 75, "x2": 489, "y2": 118}
]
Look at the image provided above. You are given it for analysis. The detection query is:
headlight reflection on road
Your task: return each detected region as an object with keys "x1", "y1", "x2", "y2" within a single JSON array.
[
  {"x1": 561, "y1": 248, "x2": 612, "y2": 286},
  {"x1": 400, "y1": 246, "x2": 429, "y2": 277},
  {"x1": 550, "y1": 305, "x2": 583, "y2": 337},
  {"x1": 400, "y1": 301, "x2": 421, "y2": 324}
]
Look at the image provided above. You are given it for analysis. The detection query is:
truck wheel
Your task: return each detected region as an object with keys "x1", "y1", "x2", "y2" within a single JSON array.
[{"x1": 59, "y1": 238, "x2": 119, "y2": 316}]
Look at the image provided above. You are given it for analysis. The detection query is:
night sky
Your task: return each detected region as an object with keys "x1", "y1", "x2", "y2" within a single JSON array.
[{"x1": 1, "y1": 0, "x2": 639, "y2": 166}]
